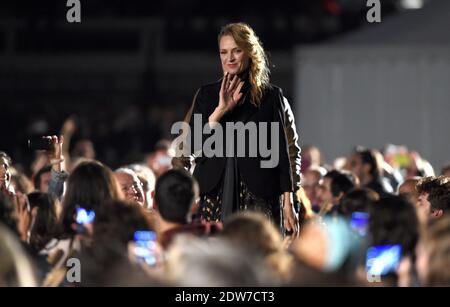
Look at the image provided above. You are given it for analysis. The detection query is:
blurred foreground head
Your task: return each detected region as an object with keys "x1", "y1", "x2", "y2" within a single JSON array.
[
  {"x1": 165, "y1": 235, "x2": 278, "y2": 287},
  {"x1": 0, "y1": 224, "x2": 37, "y2": 287}
]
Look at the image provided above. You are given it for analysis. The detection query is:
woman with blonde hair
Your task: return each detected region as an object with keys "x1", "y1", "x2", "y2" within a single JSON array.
[{"x1": 184, "y1": 23, "x2": 298, "y2": 234}]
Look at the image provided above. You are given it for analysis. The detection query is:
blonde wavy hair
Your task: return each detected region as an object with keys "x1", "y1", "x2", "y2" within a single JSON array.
[{"x1": 218, "y1": 23, "x2": 270, "y2": 107}]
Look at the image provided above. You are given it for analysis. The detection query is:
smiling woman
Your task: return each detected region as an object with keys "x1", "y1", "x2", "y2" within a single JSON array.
[{"x1": 182, "y1": 23, "x2": 300, "y2": 235}]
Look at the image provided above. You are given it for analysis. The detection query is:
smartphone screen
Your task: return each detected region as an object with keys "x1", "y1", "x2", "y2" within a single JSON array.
[
  {"x1": 366, "y1": 244, "x2": 402, "y2": 276},
  {"x1": 133, "y1": 230, "x2": 157, "y2": 266},
  {"x1": 27, "y1": 137, "x2": 51, "y2": 151},
  {"x1": 76, "y1": 208, "x2": 96, "y2": 225},
  {"x1": 350, "y1": 212, "x2": 369, "y2": 236}
]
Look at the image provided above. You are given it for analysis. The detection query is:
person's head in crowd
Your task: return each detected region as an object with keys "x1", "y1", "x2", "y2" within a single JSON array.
[
  {"x1": 302, "y1": 167, "x2": 325, "y2": 207},
  {"x1": 350, "y1": 147, "x2": 391, "y2": 196},
  {"x1": 146, "y1": 140, "x2": 174, "y2": 178},
  {"x1": 333, "y1": 156, "x2": 348, "y2": 171},
  {"x1": 416, "y1": 176, "x2": 450, "y2": 221},
  {"x1": 0, "y1": 190, "x2": 31, "y2": 242},
  {"x1": 0, "y1": 151, "x2": 12, "y2": 193},
  {"x1": 301, "y1": 145, "x2": 322, "y2": 172},
  {"x1": 126, "y1": 164, "x2": 156, "y2": 210},
  {"x1": 71, "y1": 139, "x2": 96, "y2": 160},
  {"x1": 397, "y1": 177, "x2": 420, "y2": 206},
  {"x1": 339, "y1": 188, "x2": 379, "y2": 218},
  {"x1": 51, "y1": 200, "x2": 157, "y2": 287},
  {"x1": 10, "y1": 167, "x2": 34, "y2": 195},
  {"x1": 441, "y1": 163, "x2": 450, "y2": 178},
  {"x1": 218, "y1": 22, "x2": 270, "y2": 106},
  {"x1": 27, "y1": 192, "x2": 60, "y2": 253},
  {"x1": 33, "y1": 165, "x2": 52, "y2": 193},
  {"x1": 114, "y1": 168, "x2": 145, "y2": 207},
  {"x1": 416, "y1": 216, "x2": 450, "y2": 286},
  {"x1": 290, "y1": 218, "x2": 361, "y2": 274},
  {"x1": 165, "y1": 235, "x2": 277, "y2": 286},
  {"x1": 60, "y1": 161, "x2": 123, "y2": 237},
  {"x1": 368, "y1": 195, "x2": 419, "y2": 260},
  {"x1": 0, "y1": 225, "x2": 37, "y2": 287},
  {"x1": 427, "y1": 181, "x2": 450, "y2": 219},
  {"x1": 153, "y1": 169, "x2": 216, "y2": 249},
  {"x1": 320, "y1": 170, "x2": 359, "y2": 215},
  {"x1": 350, "y1": 147, "x2": 382, "y2": 184},
  {"x1": 154, "y1": 169, "x2": 198, "y2": 231},
  {"x1": 222, "y1": 212, "x2": 294, "y2": 281}
]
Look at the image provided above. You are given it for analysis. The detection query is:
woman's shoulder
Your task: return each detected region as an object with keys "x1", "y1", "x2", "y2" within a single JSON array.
[
  {"x1": 260, "y1": 83, "x2": 284, "y2": 106},
  {"x1": 265, "y1": 83, "x2": 283, "y2": 96},
  {"x1": 198, "y1": 79, "x2": 222, "y2": 94}
]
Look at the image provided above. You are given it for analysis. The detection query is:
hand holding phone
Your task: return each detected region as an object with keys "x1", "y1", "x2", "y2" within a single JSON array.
[
  {"x1": 75, "y1": 207, "x2": 95, "y2": 235},
  {"x1": 132, "y1": 230, "x2": 158, "y2": 267}
]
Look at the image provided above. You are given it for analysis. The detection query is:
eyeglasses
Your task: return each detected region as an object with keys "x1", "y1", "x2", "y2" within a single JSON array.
[{"x1": 121, "y1": 182, "x2": 143, "y2": 193}]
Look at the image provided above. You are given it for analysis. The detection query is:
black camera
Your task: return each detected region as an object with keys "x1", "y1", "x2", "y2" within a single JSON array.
[{"x1": 27, "y1": 137, "x2": 51, "y2": 151}]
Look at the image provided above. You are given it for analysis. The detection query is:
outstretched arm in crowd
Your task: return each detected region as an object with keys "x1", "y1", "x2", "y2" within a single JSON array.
[
  {"x1": 46, "y1": 135, "x2": 69, "y2": 200},
  {"x1": 60, "y1": 116, "x2": 77, "y2": 172}
]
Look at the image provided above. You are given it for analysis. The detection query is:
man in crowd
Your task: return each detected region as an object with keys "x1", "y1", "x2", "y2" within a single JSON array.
[
  {"x1": 114, "y1": 168, "x2": 146, "y2": 208},
  {"x1": 416, "y1": 176, "x2": 450, "y2": 222},
  {"x1": 0, "y1": 151, "x2": 13, "y2": 194},
  {"x1": 153, "y1": 169, "x2": 221, "y2": 249},
  {"x1": 319, "y1": 169, "x2": 359, "y2": 217}
]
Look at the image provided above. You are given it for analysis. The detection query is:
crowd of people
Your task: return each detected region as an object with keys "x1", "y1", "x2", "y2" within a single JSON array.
[{"x1": 1, "y1": 133, "x2": 450, "y2": 287}]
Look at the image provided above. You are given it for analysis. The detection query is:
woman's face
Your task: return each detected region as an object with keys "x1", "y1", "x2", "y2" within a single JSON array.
[{"x1": 219, "y1": 35, "x2": 249, "y2": 76}]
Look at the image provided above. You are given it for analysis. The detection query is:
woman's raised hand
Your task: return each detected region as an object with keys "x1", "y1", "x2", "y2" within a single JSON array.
[
  {"x1": 209, "y1": 73, "x2": 245, "y2": 124},
  {"x1": 219, "y1": 72, "x2": 245, "y2": 113},
  {"x1": 218, "y1": 73, "x2": 244, "y2": 113}
]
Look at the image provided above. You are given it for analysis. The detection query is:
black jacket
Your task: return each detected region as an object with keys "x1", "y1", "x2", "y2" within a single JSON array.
[{"x1": 188, "y1": 80, "x2": 293, "y2": 199}]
